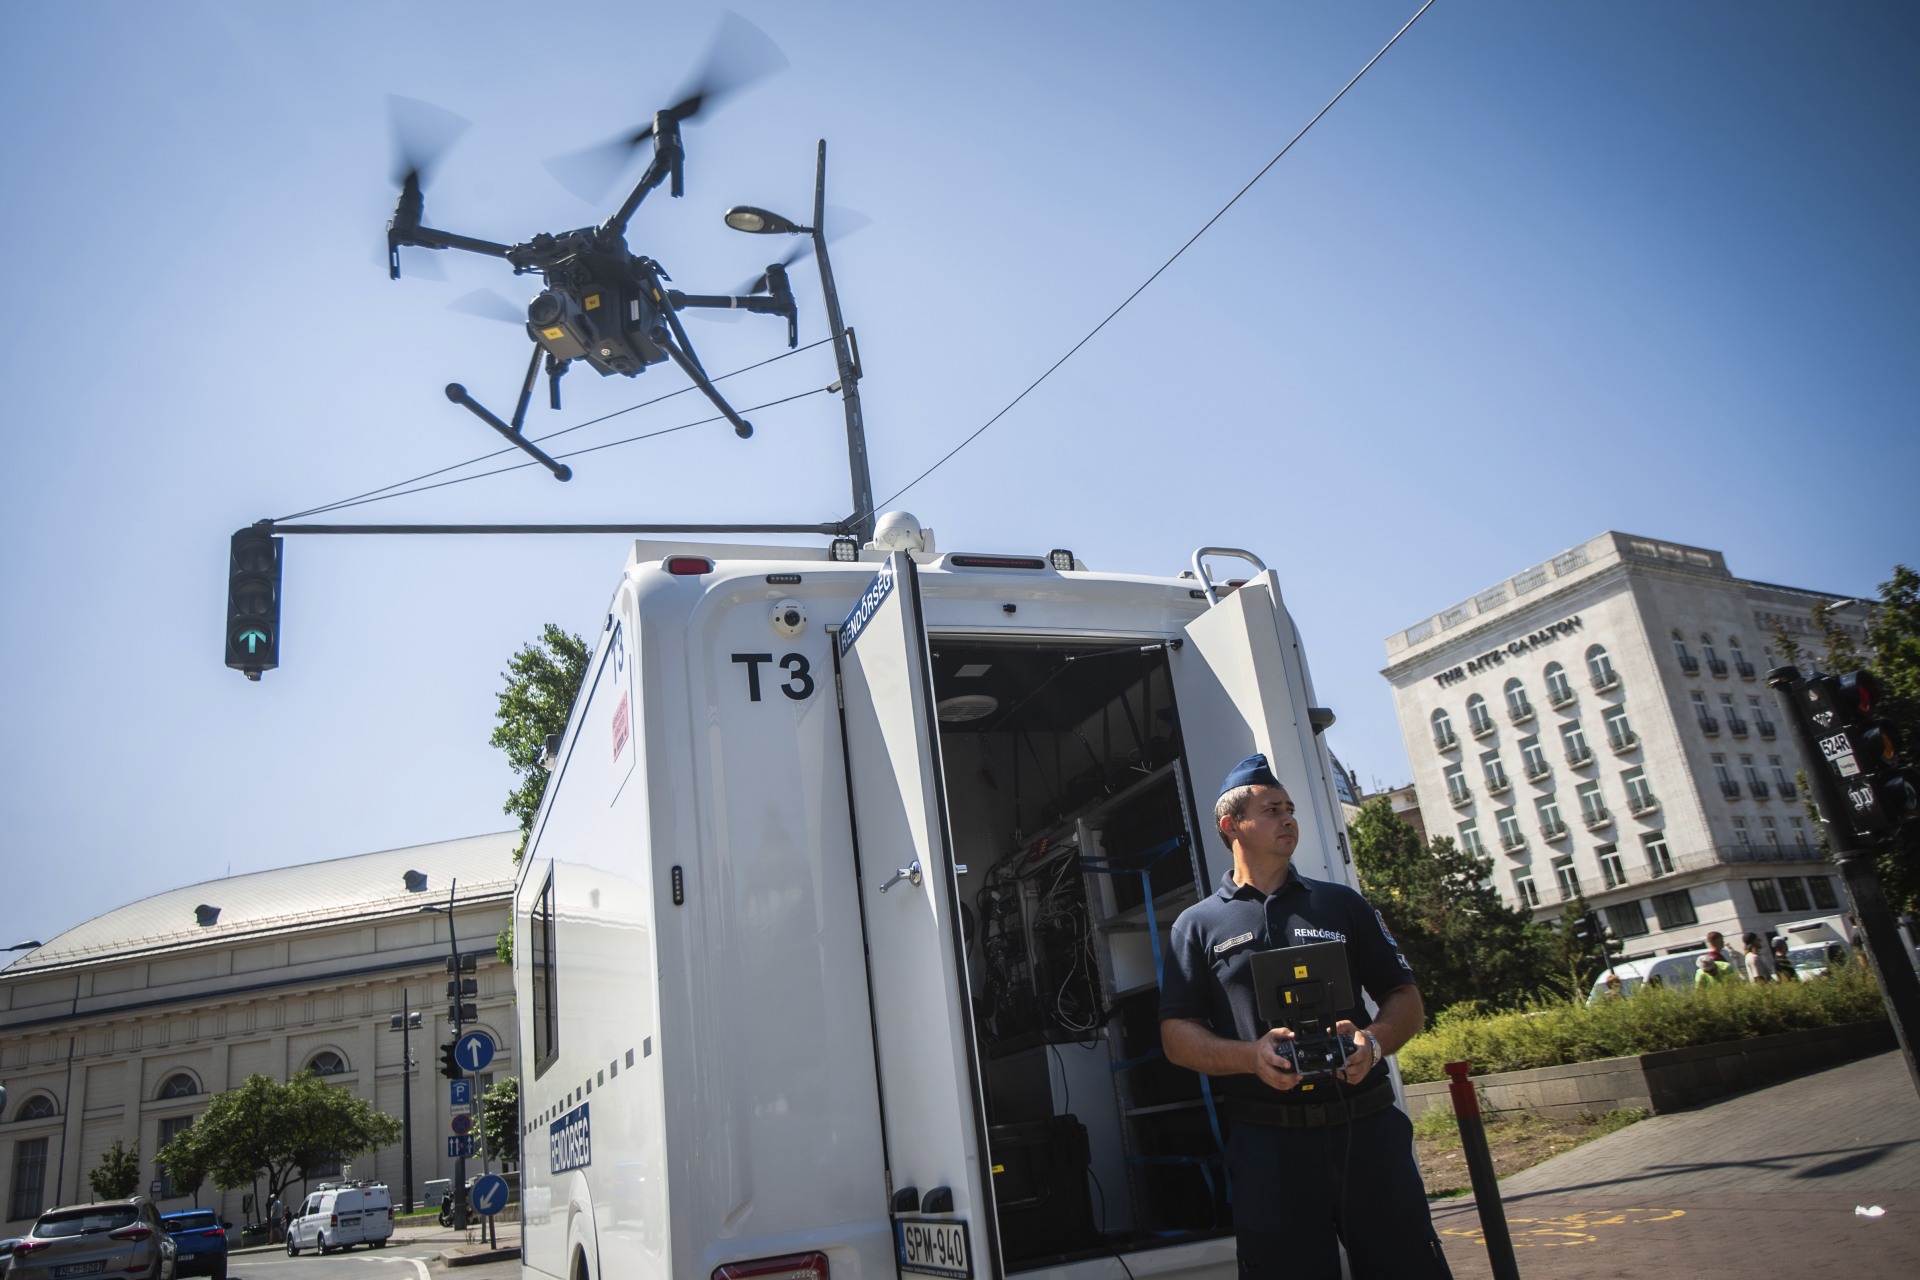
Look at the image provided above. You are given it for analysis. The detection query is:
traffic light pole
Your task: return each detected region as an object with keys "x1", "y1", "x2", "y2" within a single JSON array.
[
  {"x1": 1770, "y1": 666, "x2": 1920, "y2": 1100},
  {"x1": 444, "y1": 882, "x2": 468, "y2": 1232}
]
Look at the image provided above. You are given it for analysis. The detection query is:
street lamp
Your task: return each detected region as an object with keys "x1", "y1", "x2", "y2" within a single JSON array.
[
  {"x1": 6, "y1": 941, "x2": 43, "y2": 950},
  {"x1": 725, "y1": 138, "x2": 876, "y2": 544},
  {"x1": 386, "y1": 998, "x2": 422, "y2": 1213}
]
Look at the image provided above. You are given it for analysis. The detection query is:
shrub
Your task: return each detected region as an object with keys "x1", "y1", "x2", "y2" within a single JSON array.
[{"x1": 1397, "y1": 968, "x2": 1885, "y2": 1084}]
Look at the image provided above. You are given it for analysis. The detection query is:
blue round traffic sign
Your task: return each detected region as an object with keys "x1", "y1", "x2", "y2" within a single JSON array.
[
  {"x1": 455, "y1": 1031, "x2": 495, "y2": 1073},
  {"x1": 470, "y1": 1173, "x2": 509, "y2": 1217}
]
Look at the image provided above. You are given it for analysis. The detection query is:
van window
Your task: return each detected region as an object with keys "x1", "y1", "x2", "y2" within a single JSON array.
[{"x1": 532, "y1": 868, "x2": 559, "y2": 1075}]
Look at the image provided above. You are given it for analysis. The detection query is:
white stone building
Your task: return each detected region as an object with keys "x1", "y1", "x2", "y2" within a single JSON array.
[
  {"x1": 1, "y1": 834, "x2": 516, "y2": 1229},
  {"x1": 1382, "y1": 532, "x2": 1872, "y2": 961}
]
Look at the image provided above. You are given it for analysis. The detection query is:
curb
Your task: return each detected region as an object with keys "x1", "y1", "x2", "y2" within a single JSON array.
[{"x1": 445, "y1": 1248, "x2": 521, "y2": 1268}]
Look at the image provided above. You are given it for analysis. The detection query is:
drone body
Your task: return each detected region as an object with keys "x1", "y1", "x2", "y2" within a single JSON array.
[{"x1": 382, "y1": 18, "x2": 793, "y2": 469}]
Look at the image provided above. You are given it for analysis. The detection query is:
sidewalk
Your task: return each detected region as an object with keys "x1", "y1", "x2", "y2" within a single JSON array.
[{"x1": 1429, "y1": 1050, "x2": 1920, "y2": 1277}]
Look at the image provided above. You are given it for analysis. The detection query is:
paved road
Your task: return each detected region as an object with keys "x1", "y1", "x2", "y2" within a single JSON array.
[
  {"x1": 229, "y1": 1222, "x2": 518, "y2": 1280},
  {"x1": 1428, "y1": 1050, "x2": 1920, "y2": 1277}
]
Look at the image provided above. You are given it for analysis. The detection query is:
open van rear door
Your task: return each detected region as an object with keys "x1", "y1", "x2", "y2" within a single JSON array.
[
  {"x1": 1169, "y1": 571, "x2": 1354, "y2": 886},
  {"x1": 833, "y1": 551, "x2": 1000, "y2": 1280}
]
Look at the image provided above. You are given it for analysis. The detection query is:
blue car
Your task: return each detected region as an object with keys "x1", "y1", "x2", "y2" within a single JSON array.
[{"x1": 160, "y1": 1211, "x2": 229, "y2": 1280}]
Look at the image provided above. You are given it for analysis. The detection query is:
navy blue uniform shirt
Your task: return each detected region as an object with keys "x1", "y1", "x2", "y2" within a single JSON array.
[{"x1": 1160, "y1": 867, "x2": 1417, "y2": 1103}]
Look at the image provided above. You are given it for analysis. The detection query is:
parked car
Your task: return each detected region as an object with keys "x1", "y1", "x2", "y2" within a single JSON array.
[
  {"x1": 8, "y1": 1199, "x2": 176, "y2": 1280},
  {"x1": 286, "y1": 1182, "x2": 393, "y2": 1255},
  {"x1": 159, "y1": 1211, "x2": 228, "y2": 1280},
  {"x1": 1587, "y1": 950, "x2": 1716, "y2": 1002},
  {"x1": 1, "y1": 1236, "x2": 20, "y2": 1280}
]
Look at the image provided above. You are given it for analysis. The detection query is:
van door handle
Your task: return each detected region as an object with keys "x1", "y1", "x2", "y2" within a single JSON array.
[{"x1": 880, "y1": 860, "x2": 923, "y2": 893}]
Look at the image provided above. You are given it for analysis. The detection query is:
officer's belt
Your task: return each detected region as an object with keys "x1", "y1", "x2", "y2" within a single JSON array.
[{"x1": 1223, "y1": 1082, "x2": 1396, "y2": 1129}]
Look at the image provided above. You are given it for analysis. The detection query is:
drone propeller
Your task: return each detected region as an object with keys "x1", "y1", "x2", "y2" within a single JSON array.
[
  {"x1": 387, "y1": 95, "x2": 470, "y2": 193},
  {"x1": 449, "y1": 288, "x2": 526, "y2": 325},
  {"x1": 542, "y1": 11, "x2": 787, "y2": 203}
]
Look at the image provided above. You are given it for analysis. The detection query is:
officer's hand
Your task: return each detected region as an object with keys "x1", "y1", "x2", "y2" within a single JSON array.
[
  {"x1": 1335, "y1": 1018, "x2": 1375, "y2": 1085},
  {"x1": 1251, "y1": 1028, "x2": 1303, "y2": 1091}
]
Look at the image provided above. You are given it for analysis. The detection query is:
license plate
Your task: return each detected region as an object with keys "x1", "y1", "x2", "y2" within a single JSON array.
[
  {"x1": 339, "y1": 1217, "x2": 360, "y2": 1226},
  {"x1": 55, "y1": 1264, "x2": 108, "y2": 1277},
  {"x1": 895, "y1": 1218, "x2": 970, "y2": 1280}
]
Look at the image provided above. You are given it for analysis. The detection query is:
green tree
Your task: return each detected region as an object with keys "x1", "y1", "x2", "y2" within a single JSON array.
[
  {"x1": 88, "y1": 1138, "x2": 141, "y2": 1200},
  {"x1": 1348, "y1": 797, "x2": 1553, "y2": 1014},
  {"x1": 491, "y1": 623, "x2": 590, "y2": 864},
  {"x1": 155, "y1": 1073, "x2": 401, "y2": 1217},
  {"x1": 480, "y1": 1076, "x2": 519, "y2": 1169}
]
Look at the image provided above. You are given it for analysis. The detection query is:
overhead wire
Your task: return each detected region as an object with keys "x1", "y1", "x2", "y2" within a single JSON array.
[
  {"x1": 278, "y1": 335, "x2": 834, "y2": 521},
  {"x1": 289, "y1": 386, "x2": 833, "y2": 517},
  {"x1": 856, "y1": 0, "x2": 1436, "y2": 524}
]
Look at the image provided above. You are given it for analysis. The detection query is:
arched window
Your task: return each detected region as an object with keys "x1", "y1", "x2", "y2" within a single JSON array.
[
  {"x1": 157, "y1": 1073, "x2": 200, "y2": 1100},
  {"x1": 1729, "y1": 636, "x2": 1751, "y2": 677},
  {"x1": 307, "y1": 1051, "x2": 348, "y2": 1076},
  {"x1": 1503, "y1": 677, "x2": 1534, "y2": 723},
  {"x1": 1431, "y1": 708, "x2": 1456, "y2": 750},
  {"x1": 1543, "y1": 662, "x2": 1573, "y2": 707},
  {"x1": 1466, "y1": 694, "x2": 1494, "y2": 737},
  {"x1": 14, "y1": 1094, "x2": 58, "y2": 1122},
  {"x1": 1702, "y1": 634, "x2": 1725, "y2": 676},
  {"x1": 1587, "y1": 644, "x2": 1619, "y2": 690},
  {"x1": 1671, "y1": 631, "x2": 1697, "y2": 674}
]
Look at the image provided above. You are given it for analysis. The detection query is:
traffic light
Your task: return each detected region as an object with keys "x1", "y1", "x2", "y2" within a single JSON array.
[
  {"x1": 438, "y1": 1041, "x2": 463, "y2": 1079},
  {"x1": 449, "y1": 1002, "x2": 478, "y2": 1024},
  {"x1": 224, "y1": 524, "x2": 282, "y2": 680},
  {"x1": 1796, "y1": 670, "x2": 1920, "y2": 842},
  {"x1": 1574, "y1": 909, "x2": 1605, "y2": 951}
]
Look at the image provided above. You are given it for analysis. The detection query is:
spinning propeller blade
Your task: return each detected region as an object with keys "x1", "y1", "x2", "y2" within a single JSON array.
[
  {"x1": 387, "y1": 95, "x2": 471, "y2": 192},
  {"x1": 541, "y1": 11, "x2": 786, "y2": 202},
  {"x1": 449, "y1": 289, "x2": 526, "y2": 325}
]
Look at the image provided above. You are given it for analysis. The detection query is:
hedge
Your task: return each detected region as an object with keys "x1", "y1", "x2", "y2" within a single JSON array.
[{"x1": 1396, "y1": 967, "x2": 1885, "y2": 1084}]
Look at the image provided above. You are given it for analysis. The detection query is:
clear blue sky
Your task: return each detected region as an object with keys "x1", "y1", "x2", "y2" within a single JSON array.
[{"x1": 2, "y1": 1, "x2": 1915, "y2": 950}]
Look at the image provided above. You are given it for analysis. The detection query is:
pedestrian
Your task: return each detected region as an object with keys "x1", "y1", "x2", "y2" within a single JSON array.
[
  {"x1": 1704, "y1": 930, "x2": 1733, "y2": 965},
  {"x1": 1771, "y1": 936, "x2": 1798, "y2": 981},
  {"x1": 1159, "y1": 754, "x2": 1452, "y2": 1279},
  {"x1": 1741, "y1": 931, "x2": 1775, "y2": 982},
  {"x1": 1695, "y1": 952, "x2": 1739, "y2": 987},
  {"x1": 1601, "y1": 972, "x2": 1625, "y2": 1000},
  {"x1": 267, "y1": 1197, "x2": 281, "y2": 1242}
]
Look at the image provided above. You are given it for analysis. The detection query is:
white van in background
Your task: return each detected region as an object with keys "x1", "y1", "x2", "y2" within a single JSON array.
[{"x1": 285, "y1": 1183, "x2": 393, "y2": 1255}]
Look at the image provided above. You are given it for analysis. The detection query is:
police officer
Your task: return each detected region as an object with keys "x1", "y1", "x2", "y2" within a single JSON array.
[{"x1": 1159, "y1": 754, "x2": 1451, "y2": 1279}]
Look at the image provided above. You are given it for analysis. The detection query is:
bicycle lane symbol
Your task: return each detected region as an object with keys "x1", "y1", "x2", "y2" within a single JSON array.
[{"x1": 1442, "y1": 1207, "x2": 1687, "y2": 1248}]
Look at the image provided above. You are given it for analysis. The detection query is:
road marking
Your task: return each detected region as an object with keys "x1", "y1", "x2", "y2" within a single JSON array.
[
  {"x1": 364, "y1": 1253, "x2": 433, "y2": 1280},
  {"x1": 1442, "y1": 1207, "x2": 1686, "y2": 1248}
]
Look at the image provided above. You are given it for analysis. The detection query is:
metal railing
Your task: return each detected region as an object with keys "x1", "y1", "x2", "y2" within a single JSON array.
[
  {"x1": 1434, "y1": 729, "x2": 1459, "y2": 750},
  {"x1": 1582, "y1": 805, "x2": 1612, "y2": 830},
  {"x1": 1470, "y1": 718, "x2": 1497, "y2": 739},
  {"x1": 1628, "y1": 793, "x2": 1660, "y2": 816},
  {"x1": 1547, "y1": 686, "x2": 1577, "y2": 709},
  {"x1": 1524, "y1": 760, "x2": 1553, "y2": 781},
  {"x1": 1750, "y1": 779, "x2": 1770, "y2": 799},
  {"x1": 1537, "y1": 843, "x2": 1830, "y2": 903},
  {"x1": 1707, "y1": 657, "x2": 1729, "y2": 677},
  {"x1": 1565, "y1": 744, "x2": 1595, "y2": 766},
  {"x1": 1540, "y1": 818, "x2": 1569, "y2": 841},
  {"x1": 1509, "y1": 701, "x2": 1536, "y2": 724},
  {"x1": 1502, "y1": 832, "x2": 1527, "y2": 852},
  {"x1": 1698, "y1": 716, "x2": 1720, "y2": 736},
  {"x1": 1486, "y1": 774, "x2": 1512, "y2": 796},
  {"x1": 1608, "y1": 729, "x2": 1638, "y2": 753},
  {"x1": 1678, "y1": 654, "x2": 1700, "y2": 674},
  {"x1": 1719, "y1": 779, "x2": 1742, "y2": 798},
  {"x1": 1756, "y1": 719, "x2": 1777, "y2": 739},
  {"x1": 1592, "y1": 671, "x2": 1622, "y2": 691},
  {"x1": 1736, "y1": 660, "x2": 1756, "y2": 679},
  {"x1": 1449, "y1": 787, "x2": 1473, "y2": 809},
  {"x1": 1728, "y1": 716, "x2": 1749, "y2": 737}
]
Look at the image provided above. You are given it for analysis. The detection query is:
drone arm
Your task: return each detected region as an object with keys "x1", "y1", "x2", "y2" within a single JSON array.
[
  {"x1": 511, "y1": 342, "x2": 543, "y2": 431},
  {"x1": 387, "y1": 224, "x2": 515, "y2": 279},
  {"x1": 601, "y1": 116, "x2": 684, "y2": 240},
  {"x1": 668, "y1": 289, "x2": 798, "y2": 349}
]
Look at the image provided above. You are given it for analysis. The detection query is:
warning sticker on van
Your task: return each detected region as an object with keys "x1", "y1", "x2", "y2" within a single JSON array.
[
  {"x1": 895, "y1": 1217, "x2": 970, "y2": 1280},
  {"x1": 550, "y1": 1103, "x2": 591, "y2": 1174}
]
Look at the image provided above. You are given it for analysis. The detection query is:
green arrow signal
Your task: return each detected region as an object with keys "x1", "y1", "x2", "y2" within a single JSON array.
[{"x1": 237, "y1": 629, "x2": 269, "y2": 654}]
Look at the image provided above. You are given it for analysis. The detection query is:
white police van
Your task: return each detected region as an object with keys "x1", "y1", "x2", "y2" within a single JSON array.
[{"x1": 512, "y1": 516, "x2": 1378, "y2": 1280}]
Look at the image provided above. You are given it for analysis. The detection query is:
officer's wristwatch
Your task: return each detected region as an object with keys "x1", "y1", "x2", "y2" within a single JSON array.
[{"x1": 1357, "y1": 1028, "x2": 1380, "y2": 1064}]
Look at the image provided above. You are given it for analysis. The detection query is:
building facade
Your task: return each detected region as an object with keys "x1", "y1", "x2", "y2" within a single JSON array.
[
  {"x1": 1382, "y1": 532, "x2": 1870, "y2": 960},
  {"x1": 1, "y1": 834, "x2": 517, "y2": 1230}
]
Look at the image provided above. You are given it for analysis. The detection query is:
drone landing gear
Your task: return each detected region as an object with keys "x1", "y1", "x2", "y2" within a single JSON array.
[
  {"x1": 445, "y1": 358, "x2": 573, "y2": 481},
  {"x1": 653, "y1": 321, "x2": 753, "y2": 439}
]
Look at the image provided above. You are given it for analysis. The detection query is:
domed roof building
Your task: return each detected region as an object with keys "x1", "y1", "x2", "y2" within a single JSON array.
[{"x1": 0, "y1": 833, "x2": 518, "y2": 1230}]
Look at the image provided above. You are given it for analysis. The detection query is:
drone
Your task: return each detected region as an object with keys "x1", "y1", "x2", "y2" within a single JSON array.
[{"x1": 383, "y1": 15, "x2": 796, "y2": 480}]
